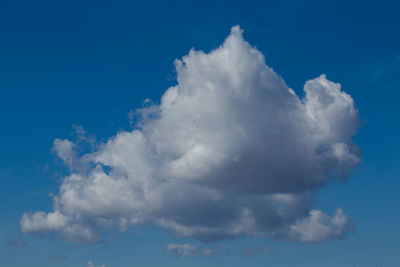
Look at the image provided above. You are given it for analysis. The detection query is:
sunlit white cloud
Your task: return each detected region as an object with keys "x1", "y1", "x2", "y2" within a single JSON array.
[{"x1": 21, "y1": 25, "x2": 361, "y2": 244}]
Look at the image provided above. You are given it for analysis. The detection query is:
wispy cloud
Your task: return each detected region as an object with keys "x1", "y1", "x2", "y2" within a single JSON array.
[
  {"x1": 6, "y1": 238, "x2": 26, "y2": 247},
  {"x1": 166, "y1": 243, "x2": 216, "y2": 257},
  {"x1": 88, "y1": 260, "x2": 105, "y2": 267},
  {"x1": 47, "y1": 254, "x2": 68, "y2": 261},
  {"x1": 242, "y1": 246, "x2": 271, "y2": 256}
]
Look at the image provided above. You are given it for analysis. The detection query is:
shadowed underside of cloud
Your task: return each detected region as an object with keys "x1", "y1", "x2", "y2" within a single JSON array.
[{"x1": 20, "y1": 26, "x2": 360, "y2": 244}]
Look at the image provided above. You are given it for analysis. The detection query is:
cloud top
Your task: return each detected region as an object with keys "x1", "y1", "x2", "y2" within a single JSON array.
[{"x1": 21, "y1": 26, "x2": 361, "y2": 243}]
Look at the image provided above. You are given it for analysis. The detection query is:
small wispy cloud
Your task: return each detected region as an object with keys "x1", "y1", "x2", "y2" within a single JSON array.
[
  {"x1": 88, "y1": 260, "x2": 105, "y2": 267},
  {"x1": 47, "y1": 254, "x2": 68, "y2": 261},
  {"x1": 242, "y1": 246, "x2": 271, "y2": 256},
  {"x1": 166, "y1": 243, "x2": 216, "y2": 257},
  {"x1": 6, "y1": 238, "x2": 26, "y2": 247}
]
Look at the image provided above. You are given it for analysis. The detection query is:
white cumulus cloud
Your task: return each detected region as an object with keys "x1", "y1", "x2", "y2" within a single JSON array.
[{"x1": 20, "y1": 25, "x2": 361, "y2": 244}]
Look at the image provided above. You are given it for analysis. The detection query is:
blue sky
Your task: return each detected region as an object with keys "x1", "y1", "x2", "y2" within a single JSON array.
[{"x1": 0, "y1": 0, "x2": 399, "y2": 266}]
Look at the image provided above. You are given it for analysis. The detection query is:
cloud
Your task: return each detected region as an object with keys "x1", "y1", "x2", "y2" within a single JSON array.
[
  {"x1": 88, "y1": 260, "x2": 105, "y2": 267},
  {"x1": 242, "y1": 246, "x2": 271, "y2": 256},
  {"x1": 20, "y1": 25, "x2": 361, "y2": 244},
  {"x1": 6, "y1": 238, "x2": 26, "y2": 247},
  {"x1": 166, "y1": 243, "x2": 216, "y2": 257},
  {"x1": 47, "y1": 254, "x2": 68, "y2": 261},
  {"x1": 52, "y1": 138, "x2": 77, "y2": 171},
  {"x1": 219, "y1": 244, "x2": 231, "y2": 255},
  {"x1": 288, "y1": 208, "x2": 354, "y2": 243}
]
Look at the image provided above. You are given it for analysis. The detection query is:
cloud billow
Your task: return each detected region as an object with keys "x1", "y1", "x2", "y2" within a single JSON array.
[{"x1": 20, "y1": 26, "x2": 361, "y2": 244}]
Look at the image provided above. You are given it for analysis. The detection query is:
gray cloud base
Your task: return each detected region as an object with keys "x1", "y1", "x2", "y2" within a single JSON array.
[{"x1": 20, "y1": 26, "x2": 360, "y2": 244}]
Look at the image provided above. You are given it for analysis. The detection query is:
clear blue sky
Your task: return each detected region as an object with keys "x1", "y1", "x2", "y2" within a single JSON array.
[{"x1": 0, "y1": 0, "x2": 399, "y2": 266}]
